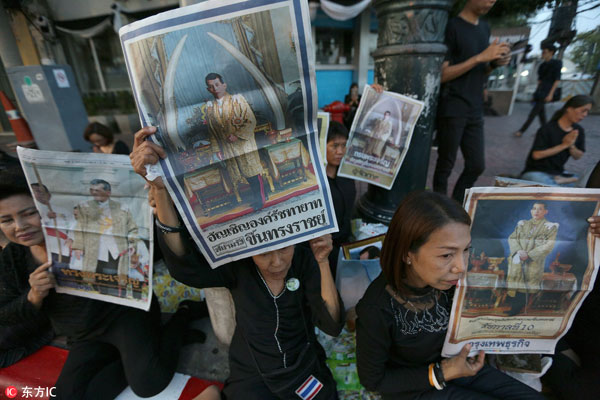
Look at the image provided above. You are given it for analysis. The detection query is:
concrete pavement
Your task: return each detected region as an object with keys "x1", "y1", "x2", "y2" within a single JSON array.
[{"x1": 426, "y1": 100, "x2": 600, "y2": 191}]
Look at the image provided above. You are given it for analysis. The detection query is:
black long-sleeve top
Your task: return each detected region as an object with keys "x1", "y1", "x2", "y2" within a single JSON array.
[
  {"x1": 328, "y1": 174, "x2": 356, "y2": 248},
  {"x1": 356, "y1": 274, "x2": 452, "y2": 399},
  {"x1": 157, "y1": 231, "x2": 345, "y2": 381},
  {"x1": 0, "y1": 243, "x2": 124, "y2": 342}
]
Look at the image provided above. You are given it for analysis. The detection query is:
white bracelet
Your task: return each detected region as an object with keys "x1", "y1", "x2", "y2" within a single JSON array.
[{"x1": 431, "y1": 366, "x2": 443, "y2": 391}]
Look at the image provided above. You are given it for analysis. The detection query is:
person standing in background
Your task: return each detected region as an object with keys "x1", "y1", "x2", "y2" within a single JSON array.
[
  {"x1": 433, "y1": 0, "x2": 510, "y2": 202},
  {"x1": 514, "y1": 42, "x2": 562, "y2": 138}
]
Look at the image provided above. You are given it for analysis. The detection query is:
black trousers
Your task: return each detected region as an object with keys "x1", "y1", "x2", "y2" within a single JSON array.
[
  {"x1": 543, "y1": 352, "x2": 600, "y2": 400},
  {"x1": 433, "y1": 116, "x2": 485, "y2": 203},
  {"x1": 413, "y1": 365, "x2": 545, "y2": 400},
  {"x1": 519, "y1": 100, "x2": 547, "y2": 134},
  {"x1": 54, "y1": 297, "x2": 188, "y2": 400}
]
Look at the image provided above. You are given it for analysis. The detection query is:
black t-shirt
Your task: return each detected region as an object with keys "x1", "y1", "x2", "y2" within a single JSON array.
[
  {"x1": 534, "y1": 59, "x2": 562, "y2": 100},
  {"x1": 112, "y1": 140, "x2": 130, "y2": 155},
  {"x1": 523, "y1": 120, "x2": 585, "y2": 175},
  {"x1": 327, "y1": 173, "x2": 356, "y2": 247},
  {"x1": 438, "y1": 16, "x2": 491, "y2": 118},
  {"x1": 355, "y1": 274, "x2": 452, "y2": 399},
  {"x1": 157, "y1": 231, "x2": 344, "y2": 395}
]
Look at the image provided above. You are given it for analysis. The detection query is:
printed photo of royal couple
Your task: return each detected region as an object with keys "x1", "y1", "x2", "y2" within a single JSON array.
[
  {"x1": 18, "y1": 149, "x2": 153, "y2": 310},
  {"x1": 337, "y1": 85, "x2": 424, "y2": 189},
  {"x1": 462, "y1": 193, "x2": 598, "y2": 318}
]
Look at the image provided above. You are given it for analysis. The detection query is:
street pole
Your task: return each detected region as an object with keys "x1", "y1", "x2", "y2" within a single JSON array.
[{"x1": 357, "y1": 0, "x2": 453, "y2": 223}]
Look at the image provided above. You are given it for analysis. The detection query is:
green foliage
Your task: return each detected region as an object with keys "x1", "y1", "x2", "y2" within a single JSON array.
[
  {"x1": 569, "y1": 28, "x2": 600, "y2": 74},
  {"x1": 82, "y1": 91, "x2": 137, "y2": 116}
]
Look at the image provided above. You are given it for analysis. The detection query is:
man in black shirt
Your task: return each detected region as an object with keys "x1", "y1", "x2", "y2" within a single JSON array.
[
  {"x1": 433, "y1": 0, "x2": 510, "y2": 202},
  {"x1": 514, "y1": 43, "x2": 562, "y2": 137}
]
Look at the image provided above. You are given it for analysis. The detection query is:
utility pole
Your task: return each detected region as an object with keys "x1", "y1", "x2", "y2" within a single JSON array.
[
  {"x1": 356, "y1": 0, "x2": 453, "y2": 223},
  {"x1": 545, "y1": 0, "x2": 578, "y2": 60}
]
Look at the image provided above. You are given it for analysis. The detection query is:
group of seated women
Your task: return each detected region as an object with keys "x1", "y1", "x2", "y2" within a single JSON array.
[{"x1": 0, "y1": 100, "x2": 598, "y2": 399}]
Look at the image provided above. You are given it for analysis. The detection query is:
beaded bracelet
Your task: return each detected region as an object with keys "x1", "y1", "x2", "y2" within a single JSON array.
[{"x1": 155, "y1": 217, "x2": 184, "y2": 234}]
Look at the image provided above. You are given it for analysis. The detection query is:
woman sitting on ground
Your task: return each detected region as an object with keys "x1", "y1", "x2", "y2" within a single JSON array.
[
  {"x1": 520, "y1": 95, "x2": 592, "y2": 186},
  {"x1": 355, "y1": 191, "x2": 544, "y2": 399},
  {"x1": 84, "y1": 122, "x2": 130, "y2": 155},
  {"x1": 0, "y1": 170, "x2": 206, "y2": 399},
  {"x1": 130, "y1": 126, "x2": 344, "y2": 400}
]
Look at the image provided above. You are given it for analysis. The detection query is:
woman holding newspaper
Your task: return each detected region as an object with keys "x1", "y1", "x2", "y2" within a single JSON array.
[
  {"x1": 130, "y1": 126, "x2": 344, "y2": 400},
  {"x1": 355, "y1": 191, "x2": 544, "y2": 399},
  {"x1": 0, "y1": 169, "x2": 206, "y2": 400}
]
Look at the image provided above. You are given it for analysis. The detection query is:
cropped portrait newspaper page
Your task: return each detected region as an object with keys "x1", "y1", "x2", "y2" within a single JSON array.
[
  {"x1": 17, "y1": 148, "x2": 153, "y2": 311},
  {"x1": 443, "y1": 187, "x2": 600, "y2": 356},
  {"x1": 120, "y1": 0, "x2": 337, "y2": 267},
  {"x1": 337, "y1": 85, "x2": 424, "y2": 189}
]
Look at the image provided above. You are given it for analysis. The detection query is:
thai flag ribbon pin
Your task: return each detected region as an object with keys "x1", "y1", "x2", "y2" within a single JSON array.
[{"x1": 295, "y1": 375, "x2": 323, "y2": 400}]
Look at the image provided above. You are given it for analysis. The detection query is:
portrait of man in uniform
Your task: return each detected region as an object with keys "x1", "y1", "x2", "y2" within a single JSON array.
[
  {"x1": 204, "y1": 72, "x2": 266, "y2": 210},
  {"x1": 30, "y1": 183, "x2": 72, "y2": 264},
  {"x1": 364, "y1": 110, "x2": 393, "y2": 157},
  {"x1": 505, "y1": 202, "x2": 559, "y2": 315},
  {"x1": 71, "y1": 179, "x2": 138, "y2": 292}
]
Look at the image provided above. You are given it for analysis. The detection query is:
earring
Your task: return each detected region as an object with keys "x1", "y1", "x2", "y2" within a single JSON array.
[{"x1": 407, "y1": 259, "x2": 411, "y2": 265}]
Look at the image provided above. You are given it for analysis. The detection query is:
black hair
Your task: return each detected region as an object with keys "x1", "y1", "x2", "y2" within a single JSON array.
[
  {"x1": 541, "y1": 42, "x2": 557, "y2": 53},
  {"x1": 205, "y1": 73, "x2": 224, "y2": 85},
  {"x1": 381, "y1": 191, "x2": 471, "y2": 296},
  {"x1": 551, "y1": 95, "x2": 594, "y2": 121},
  {"x1": 90, "y1": 179, "x2": 111, "y2": 192},
  {"x1": 0, "y1": 169, "x2": 32, "y2": 201},
  {"x1": 327, "y1": 121, "x2": 349, "y2": 142},
  {"x1": 359, "y1": 245, "x2": 381, "y2": 259},
  {"x1": 84, "y1": 122, "x2": 114, "y2": 143}
]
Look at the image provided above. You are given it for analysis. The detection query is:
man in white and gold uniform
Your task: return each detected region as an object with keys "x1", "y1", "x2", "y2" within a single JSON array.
[
  {"x1": 364, "y1": 111, "x2": 393, "y2": 157},
  {"x1": 204, "y1": 73, "x2": 265, "y2": 210},
  {"x1": 505, "y1": 202, "x2": 558, "y2": 315}
]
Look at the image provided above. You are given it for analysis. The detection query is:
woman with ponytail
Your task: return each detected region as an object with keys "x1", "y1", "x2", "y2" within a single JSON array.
[{"x1": 520, "y1": 95, "x2": 593, "y2": 186}]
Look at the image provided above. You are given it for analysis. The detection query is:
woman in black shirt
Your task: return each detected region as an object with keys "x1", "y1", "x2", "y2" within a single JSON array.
[
  {"x1": 0, "y1": 172, "x2": 200, "y2": 399},
  {"x1": 521, "y1": 95, "x2": 592, "y2": 186},
  {"x1": 355, "y1": 191, "x2": 543, "y2": 399},
  {"x1": 130, "y1": 126, "x2": 344, "y2": 400},
  {"x1": 84, "y1": 122, "x2": 130, "y2": 155}
]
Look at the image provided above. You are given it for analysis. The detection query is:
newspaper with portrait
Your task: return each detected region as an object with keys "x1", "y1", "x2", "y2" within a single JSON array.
[
  {"x1": 442, "y1": 187, "x2": 600, "y2": 356},
  {"x1": 119, "y1": 0, "x2": 337, "y2": 267},
  {"x1": 337, "y1": 85, "x2": 424, "y2": 190},
  {"x1": 17, "y1": 147, "x2": 154, "y2": 310}
]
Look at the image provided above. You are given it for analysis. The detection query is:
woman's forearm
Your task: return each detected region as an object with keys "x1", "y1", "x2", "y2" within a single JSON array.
[
  {"x1": 153, "y1": 187, "x2": 186, "y2": 257},
  {"x1": 318, "y1": 261, "x2": 341, "y2": 322},
  {"x1": 532, "y1": 143, "x2": 569, "y2": 160},
  {"x1": 569, "y1": 146, "x2": 584, "y2": 160}
]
